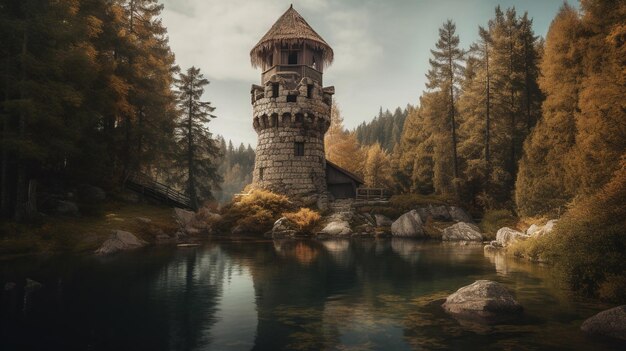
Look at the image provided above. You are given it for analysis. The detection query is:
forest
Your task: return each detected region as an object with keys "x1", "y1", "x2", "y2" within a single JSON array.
[
  {"x1": 0, "y1": 0, "x2": 221, "y2": 218},
  {"x1": 0, "y1": 0, "x2": 624, "y2": 300}
]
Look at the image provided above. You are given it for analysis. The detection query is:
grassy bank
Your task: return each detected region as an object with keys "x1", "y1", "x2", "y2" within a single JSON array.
[{"x1": 0, "y1": 201, "x2": 178, "y2": 259}]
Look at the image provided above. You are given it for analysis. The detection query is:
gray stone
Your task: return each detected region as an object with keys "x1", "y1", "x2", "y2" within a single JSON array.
[
  {"x1": 4, "y1": 282, "x2": 16, "y2": 291},
  {"x1": 526, "y1": 224, "x2": 541, "y2": 236},
  {"x1": 448, "y1": 206, "x2": 473, "y2": 223},
  {"x1": 391, "y1": 210, "x2": 425, "y2": 237},
  {"x1": 374, "y1": 214, "x2": 393, "y2": 227},
  {"x1": 56, "y1": 200, "x2": 79, "y2": 216},
  {"x1": 95, "y1": 230, "x2": 148, "y2": 255},
  {"x1": 320, "y1": 220, "x2": 352, "y2": 236},
  {"x1": 483, "y1": 244, "x2": 501, "y2": 253},
  {"x1": 532, "y1": 219, "x2": 558, "y2": 237},
  {"x1": 442, "y1": 222, "x2": 483, "y2": 241},
  {"x1": 581, "y1": 305, "x2": 626, "y2": 341},
  {"x1": 442, "y1": 280, "x2": 523, "y2": 321},
  {"x1": 271, "y1": 217, "x2": 298, "y2": 237},
  {"x1": 496, "y1": 227, "x2": 529, "y2": 247}
]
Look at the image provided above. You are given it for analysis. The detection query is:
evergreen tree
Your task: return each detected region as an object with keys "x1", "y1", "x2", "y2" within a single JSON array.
[
  {"x1": 364, "y1": 143, "x2": 392, "y2": 188},
  {"x1": 425, "y1": 20, "x2": 464, "y2": 196},
  {"x1": 174, "y1": 67, "x2": 221, "y2": 209}
]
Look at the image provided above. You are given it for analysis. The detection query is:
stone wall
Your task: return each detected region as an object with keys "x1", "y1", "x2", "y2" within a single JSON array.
[{"x1": 250, "y1": 74, "x2": 333, "y2": 205}]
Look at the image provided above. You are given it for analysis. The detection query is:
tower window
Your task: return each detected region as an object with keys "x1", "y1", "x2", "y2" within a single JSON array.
[
  {"x1": 307, "y1": 84, "x2": 313, "y2": 98},
  {"x1": 272, "y1": 83, "x2": 279, "y2": 98},
  {"x1": 294, "y1": 142, "x2": 304, "y2": 156},
  {"x1": 259, "y1": 167, "x2": 264, "y2": 180},
  {"x1": 287, "y1": 95, "x2": 296, "y2": 103},
  {"x1": 295, "y1": 113, "x2": 304, "y2": 123},
  {"x1": 288, "y1": 51, "x2": 298, "y2": 65}
]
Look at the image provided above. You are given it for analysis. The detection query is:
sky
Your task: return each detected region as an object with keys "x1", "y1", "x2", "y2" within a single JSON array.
[{"x1": 160, "y1": 0, "x2": 575, "y2": 147}]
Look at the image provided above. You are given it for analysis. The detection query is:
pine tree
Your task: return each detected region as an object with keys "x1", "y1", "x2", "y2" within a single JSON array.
[
  {"x1": 325, "y1": 101, "x2": 365, "y2": 176},
  {"x1": 174, "y1": 67, "x2": 221, "y2": 209},
  {"x1": 425, "y1": 20, "x2": 464, "y2": 196},
  {"x1": 515, "y1": 4, "x2": 582, "y2": 216}
]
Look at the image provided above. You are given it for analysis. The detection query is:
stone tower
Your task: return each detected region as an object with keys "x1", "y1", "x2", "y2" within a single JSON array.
[{"x1": 249, "y1": 5, "x2": 334, "y2": 206}]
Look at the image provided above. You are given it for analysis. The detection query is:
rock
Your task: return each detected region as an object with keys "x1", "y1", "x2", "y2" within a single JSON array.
[
  {"x1": 271, "y1": 217, "x2": 298, "y2": 237},
  {"x1": 360, "y1": 213, "x2": 375, "y2": 226},
  {"x1": 490, "y1": 240, "x2": 503, "y2": 248},
  {"x1": 320, "y1": 220, "x2": 352, "y2": 236},
  {"x1": 391, "y1": 210, "x2": 425, "y2": 237},
  {"x1": 581, "y1": 305, "x2": 626, "y2": 341},
  {"x1": 374, "y1": 214, "x2": 393, "y2": 227},
  {"x1": 496, "y1": 227, "x2": 529, "y2": 247},
  {"x1": 354, "y1": 223, "x2": 375, "y2": 235},
  {"x1": 156, "y1": 233, "x2": 174, "y2": 243},
  {"x1": 77, "y1": 184, "x2": 106, "y2": 203},
  {"x1": 25, "y1": 279, "x2": 43, "y2": 293},
  {"x1": 533, "y1": 219, "x2": 558, "y2": 237},
  {"x1": 442, "y1": 280, "x2": 523, "y2": 322},
  {"x1": 95, "y1": 230, "x2": 148, "y2": 255},
  {"x1": 56, "y1": 200, "x2": 79, "y2": 216},
  {"x1": 448, "y1": 206, "x2": 473, "y2": 223},
  {"x1": 483, "y1": 244, "x2": 501, "y2": 253},
  {"x1": 442, "y1": 222, "x2": 483, "y2": 241},
  {"x1": 417, "y1": 205, "x2": 451, "y2": 221},
  {"x1": 526, "y1": 224, "x2": 540, "y2": 236},
  {"x1": 136, "y1": 217, "x2": 152, "y2": 224}
]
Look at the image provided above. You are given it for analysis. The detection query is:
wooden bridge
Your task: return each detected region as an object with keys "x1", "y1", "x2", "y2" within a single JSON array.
[{"x1": 124, "y1": 173, "x2": 193, "y2": 210}]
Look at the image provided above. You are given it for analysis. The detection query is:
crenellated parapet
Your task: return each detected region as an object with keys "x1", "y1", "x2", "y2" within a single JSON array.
[{"x1": 251, "y1": 76, "x2": 333, "y2": 133}]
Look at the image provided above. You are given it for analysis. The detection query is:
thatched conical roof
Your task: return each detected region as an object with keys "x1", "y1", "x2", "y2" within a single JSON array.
[{"x1": 250, "y1": 5, "x2": 333, "y2": 68}]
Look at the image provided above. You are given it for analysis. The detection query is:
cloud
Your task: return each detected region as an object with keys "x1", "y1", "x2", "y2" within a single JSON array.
[{"x1": 161, "y1": 0, "x2": 287, "y2": 81}]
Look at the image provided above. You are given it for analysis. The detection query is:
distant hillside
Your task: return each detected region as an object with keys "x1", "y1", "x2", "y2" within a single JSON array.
[
  {"x1": 214, "y1": 136, "x2": 255, "y2": 203},
  {"x1": 354, "y1": 106, "x2": 411, "y2": 151}
]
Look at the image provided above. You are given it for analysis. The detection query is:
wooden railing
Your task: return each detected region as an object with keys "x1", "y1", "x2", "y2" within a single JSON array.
[
  {"x1": 262, "y1": 64, "x2": 323, "y2": 84},
  {"x1": 124, "y1": 173, "x2": 193, "y2": 209},
  {"x1": 356, "y1": 188, "x2": 392, "y2": 202}
]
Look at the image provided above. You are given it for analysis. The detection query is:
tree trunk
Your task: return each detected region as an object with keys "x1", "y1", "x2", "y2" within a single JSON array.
[
  {"x1": 1, "y1": 55, "x2": 11, "y2": 216},
  {"x1": 187, "y1": 80, "x2": 196, "y2": 209},
  {"x1": 485, "y1": 42, "x2": 491, "y2": 180}
]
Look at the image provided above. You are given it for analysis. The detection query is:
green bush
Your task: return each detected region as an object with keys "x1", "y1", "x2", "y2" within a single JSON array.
[{"x1": 479, "y1": 209, "x2": 518, "y2": 240}]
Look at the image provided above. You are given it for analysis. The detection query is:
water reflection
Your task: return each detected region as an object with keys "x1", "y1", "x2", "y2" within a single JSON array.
[{"x1": 0, "y1": 239, "x2": 621, "y2": 351}]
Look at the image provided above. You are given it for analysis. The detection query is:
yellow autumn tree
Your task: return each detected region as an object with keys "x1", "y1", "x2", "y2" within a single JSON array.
[
  {"x1": 364, "y1": 143, "x2": 392, "y2": 188},
  {"x1": 325, "y1": 101, "x2": 365, "y2": 177}
]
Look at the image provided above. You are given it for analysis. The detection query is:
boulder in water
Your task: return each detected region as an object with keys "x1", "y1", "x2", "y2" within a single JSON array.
[
  {"x1": 496, "y1": 227, "x2": 529, "y2": 247},
  {"x1": 581, "y1": 305, "x2": 626, "y2": 341},
  {"x1": 442, "y1": 222, "x2": 483, "y2": 241},
  {"x1": 320, "y1": 220, "x2": 352, "y2": 236},
  {"x1": 391, "y1": 210, "x2": 425, "y2": 237},
  {"x1": 442, "y1": 280, "x2": 523, "y2": 322},
  {"x1": 271, "y1": 217, "x2": 298, "y2": 237},
  {"x1": 95, "y1": 230, "x2": 147, "y2": 255}
]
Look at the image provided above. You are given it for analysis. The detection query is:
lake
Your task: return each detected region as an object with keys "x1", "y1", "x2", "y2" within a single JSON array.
[{"x1": 0, "y1": 239, "x2": 622, "y2": 350}]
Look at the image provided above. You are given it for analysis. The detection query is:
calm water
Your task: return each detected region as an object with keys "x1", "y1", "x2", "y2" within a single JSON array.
[{"x1": 0, "y1": 239, "x2": 622, "y2": 351}]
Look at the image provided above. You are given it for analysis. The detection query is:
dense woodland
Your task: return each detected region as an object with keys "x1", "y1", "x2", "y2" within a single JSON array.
[{"x1": 0, "y1": 0, "x2": 222, "y2": 219}]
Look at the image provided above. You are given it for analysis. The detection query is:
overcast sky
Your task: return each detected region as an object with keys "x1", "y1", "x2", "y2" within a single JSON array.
[{"x1": 160, "y1": 0, "x2": 575, "y2": 146}]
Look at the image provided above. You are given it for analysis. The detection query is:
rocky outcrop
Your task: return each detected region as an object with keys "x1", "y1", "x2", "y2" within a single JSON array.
[
  {"x1": 496, "y1": 227, "x2": 529, "y2": 247},
  {"x1": 581, "y1": 305, "x2": 626, "y2": 341},
  {"x1": 448, "y1": 206, "x2": 473, "y2": 223},
  {"x1": 374, "y1": 214, "x2": 393, "y2": 227},
  {"x1": 77, "y1": 184, "x2": 106, "y2": 203},
  {"x1": 442, "y1": 280, "x2": 523, "y2": 322},
  {"x1": 391, "y1": 210, "x2": 425, "y2": 237},
  {"x1": 95, "y1": 230, "x2": 148, "y2": 255},
  {"x1": 271, "y1": 217, "x2": 298, "y2": 237},
  {"x1": 530, "y1": 219, "x2": 558, "y2": 237},
  {"x1": 320, "y1": 218, "x2": 352, "y2": 236},
  {"x1": 417, "y1": 205, "x2": 450, "y2": 222},
  {"x1": 442, "y1": 222, "x2": 483, "y2": 241}
]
